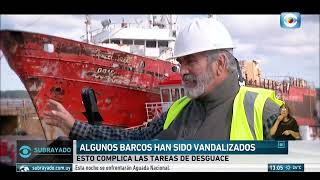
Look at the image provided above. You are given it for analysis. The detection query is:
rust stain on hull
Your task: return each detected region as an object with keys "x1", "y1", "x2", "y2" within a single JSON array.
[
  {"x1": 25, "y1": 77, "x2": 43, "y2": 98},
  {"x1": 0, "y1": 30, "x2": 177, "y2": 128}
]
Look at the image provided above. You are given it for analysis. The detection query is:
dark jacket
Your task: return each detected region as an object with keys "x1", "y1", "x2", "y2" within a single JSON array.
[{"x1": 155, "y1": 73, "x2": 280, "y2": 140}]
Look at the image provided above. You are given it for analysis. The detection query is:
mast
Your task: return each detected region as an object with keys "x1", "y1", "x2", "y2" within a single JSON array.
[
  {"x1": 167, "y1": 15, "x2": 177, "y2": 37},
  {"x1": 85, "y1": 15, "x2": 92, "y2": 44},
  {"x1": 149, "y1": 15, "x2": 154, "y2": 28}
]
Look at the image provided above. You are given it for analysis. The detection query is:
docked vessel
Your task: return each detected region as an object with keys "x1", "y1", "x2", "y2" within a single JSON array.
[{"x1": 0, "y1": 15, "x2": 180, "y2": 128}]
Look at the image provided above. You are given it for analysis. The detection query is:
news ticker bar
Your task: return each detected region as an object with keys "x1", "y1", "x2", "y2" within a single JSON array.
[
  {"x1": 16, "y1": 163, "x2": 311, "y2": 172},
  {"x1": 76, "y1": 140, "x2": 288, "y2": 154},
  {"x1": 16, "y1": 140, "x2": 320, "y2": 172}
]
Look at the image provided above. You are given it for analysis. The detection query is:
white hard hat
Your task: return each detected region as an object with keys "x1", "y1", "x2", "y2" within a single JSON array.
[{"x1": 169, "y1": 18, "x2": 234, "y2": 59}]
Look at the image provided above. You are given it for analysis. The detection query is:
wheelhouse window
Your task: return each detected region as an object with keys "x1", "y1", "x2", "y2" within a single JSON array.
[
  {"x1": 110, "y1": 39, "x2": 120, "y2": 44},
  {"x1": 161, "y1": 89, "x2": 170, "y2": 102},
  {"x1": 134, "y1": 40, "x2": 144, "y2": 45},
  {"x1": 158, "y1": 41, "x2": 168, "y2": 47},
  {"x1": 171, "y1": 88, "x2": 180, "y2": 102},
  {"x1": 181, "y1": 88, "x2": 185, "y2": 97},
  {"x1": 123, "y1": 39, "x2": 133, "y2": 45},
  {"x1": 146, "y1": 40, "x2": 156, "y2": 48}
]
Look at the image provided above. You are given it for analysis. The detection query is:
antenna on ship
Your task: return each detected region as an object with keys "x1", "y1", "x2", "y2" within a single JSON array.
[
  {"x1": 149, "y1": 15, "x2": 154, "y2": 28},
  {"x1": 166, "y1": 15, "x2": 177, "y2": 37},
  {"x1": 85, "y1": 15, "x2": 92, "y2": 44},
  {"x1": 101, "y1": 19, "x2": 111, "y2": 30},
  {"x1": 101, "y1": 18, "x2": 112, "y2": 43}
]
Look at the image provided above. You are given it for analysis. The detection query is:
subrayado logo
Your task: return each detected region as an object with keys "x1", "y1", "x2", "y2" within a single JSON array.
[
  {"x1": 280, "y1": 12, "x2": 301, "y2": 28},
  {"x1": 19, "y1": 165, "x2": 30, "y2": 172},
  {"x1": 19, "y1": 145, "x2": 32, "y2": 159}
]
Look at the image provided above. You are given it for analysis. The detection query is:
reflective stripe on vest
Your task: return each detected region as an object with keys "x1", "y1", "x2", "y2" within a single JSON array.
[
  {"x1": 163, "y1": 96, "x2": 191, "y2": 130},
  {"x1": 163, "y1": 86, "x2": 284, "y2": 140},
  {"x1": 230, "y1": 86, "x2": 284, "y2": 140}
]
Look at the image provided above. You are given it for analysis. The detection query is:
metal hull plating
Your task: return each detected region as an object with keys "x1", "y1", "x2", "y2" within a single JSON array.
[{"x1": 0, "y1": 30, "x2": 177, "y2": 127}]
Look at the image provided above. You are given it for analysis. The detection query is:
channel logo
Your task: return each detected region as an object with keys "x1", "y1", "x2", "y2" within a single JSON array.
[
  {"x1": 19, "y1": 145, "x2": 32, "y2": 159},
  {"x1": 280, "y1": 12, "x2": 301, "y2": 28},
  {"x1": 19, "y1": 165, "x2": 30, "y2": 172}
]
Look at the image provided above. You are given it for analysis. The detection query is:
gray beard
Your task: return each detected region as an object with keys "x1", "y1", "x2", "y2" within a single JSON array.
[{"x1": 183, "y1": 67, "x2": 214, "y2": 99}]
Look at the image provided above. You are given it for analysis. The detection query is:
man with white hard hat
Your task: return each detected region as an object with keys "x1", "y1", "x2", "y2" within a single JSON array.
[{"x1": 43, "y1": 18, "x2": 284, "y2": 140}]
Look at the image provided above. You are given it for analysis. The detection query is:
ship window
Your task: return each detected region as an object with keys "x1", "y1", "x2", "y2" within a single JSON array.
[
  {"x1": 44, "y1": 43, "x2": 54, "y2": 53},
  {"x1": 146, "y1": 41, "x2": 156, "y2": 48},
  {"x1": 161, "y1": 89, "x2": 170, "y2": 102},
  {"x1": 181, "y1": 88, "x2": 185, "y2": 97},
  {"x1": 172, "y1": 65, "x2": 180, "y2": 72},
  {"x1": 171, "y1": 88, "x2": 180, "y2": 102},
  {"x1": 158, "y1": 41, "x2": 168, "y2": 47},
  {"x1": 140, "y1": 61, "x2": 145, "y2": 68},
  {"x1": 137, "y1": 61, "x2": 145, "y2": 72},
  {"x1": 111, "y1": 40, "x2": 120, "y2": 44},
  {"x1": 123, "y1": 39, "x2": 133, "y2": 45},
  {"x1": 134, "y1": 40, "x2": 144, "y2": 45}
]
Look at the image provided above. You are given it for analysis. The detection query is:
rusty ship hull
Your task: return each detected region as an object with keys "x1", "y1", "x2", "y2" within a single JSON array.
[
  {"x1": 0, "y1": 30, "x2": 177, "y2": 127},
  {"x1": 246, "y1": 80, "x2": 317, "y2": 126},
  {"x1": 282, "y1": 87, "x2": 317, "y2": 126}
]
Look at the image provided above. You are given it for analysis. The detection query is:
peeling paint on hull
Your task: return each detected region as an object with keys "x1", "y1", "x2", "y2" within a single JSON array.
[{"x1": 0, "y1": 30, "x2": 178, "y2": 127}]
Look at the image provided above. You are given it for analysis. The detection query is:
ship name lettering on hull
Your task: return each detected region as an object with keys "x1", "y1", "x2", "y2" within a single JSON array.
[
  {"x1": 97, "y1": 53, "x2": 113, "y2": 60},
  {"x1": 92, "y1": 68, "x2": 116, "y2": 80},
  {"x1": 95, "y1": 51, "x2": 133, "y2": 64},
  {"x1": 113, "y1": 56, "x2": 130, "y2": 64}
]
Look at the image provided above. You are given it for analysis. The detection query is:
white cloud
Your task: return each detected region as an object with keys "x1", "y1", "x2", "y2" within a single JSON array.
[
  {"x1": 233, "y1": 39, "x2": 257, "y2": 59},
  {"x1": 219, "y1": 15, "x2": 279, "y2": 39},
  {"x1": 264, "y1": 44, "x2": 318, "y2": 57},
  {"x1": 218, "y1": 15, "x2": 319, "y2": 87},
  {"x1": 2, "y1": 15, "x2": 86, "y2": 41},
  {"x1": 268, "y1": 21, "x2": 319, "y2": 46}
]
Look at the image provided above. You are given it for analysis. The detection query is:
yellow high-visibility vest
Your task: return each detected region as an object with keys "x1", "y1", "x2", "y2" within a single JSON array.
[{"x1": 164, "y1": 86, "x2": 284, "y2": 140}]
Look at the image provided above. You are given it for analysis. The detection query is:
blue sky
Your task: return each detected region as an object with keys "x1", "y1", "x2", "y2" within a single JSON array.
[{"x1": 0, "y1": 15, "x2": 319, "y2": 90}]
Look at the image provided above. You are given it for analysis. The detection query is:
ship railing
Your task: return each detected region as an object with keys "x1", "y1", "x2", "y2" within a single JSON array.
[
  {"x1": 145, "y1": 102, "x2": 173, "y2": 122},
  {"x1": 244, "y1": 77, "x2": 310, "y2": 97}
]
